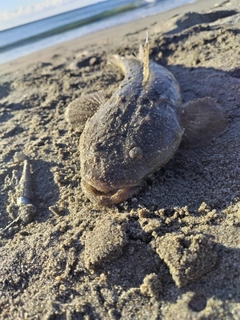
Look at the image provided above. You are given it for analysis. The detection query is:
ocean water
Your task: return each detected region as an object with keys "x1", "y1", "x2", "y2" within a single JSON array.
[{"x1": 0, "y1": 0, "x2": 196, "y2": 64}]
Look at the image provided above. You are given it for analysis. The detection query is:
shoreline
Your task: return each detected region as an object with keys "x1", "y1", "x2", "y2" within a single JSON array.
[{"x1": 0, "y1": 0, "x2": 229, "y2": 75}]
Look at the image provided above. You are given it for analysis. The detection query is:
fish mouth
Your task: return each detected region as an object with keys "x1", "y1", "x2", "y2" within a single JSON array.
[{"x1": 81, "y1": 179, "x2": 142, "y2": 206}]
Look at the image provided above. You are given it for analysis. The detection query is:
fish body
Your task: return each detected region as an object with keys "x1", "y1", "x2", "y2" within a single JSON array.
[
  {"x1": 66, "y1": 40, "x2": 226, "y2": 206},
  {"x1": 79, "y1": 56, "x2": 184, "y2": 205}
]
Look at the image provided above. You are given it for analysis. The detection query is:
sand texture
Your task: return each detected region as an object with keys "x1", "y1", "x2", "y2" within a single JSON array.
[{"x1": 0, "y1": 0, "x2": 240, "y2": 319}]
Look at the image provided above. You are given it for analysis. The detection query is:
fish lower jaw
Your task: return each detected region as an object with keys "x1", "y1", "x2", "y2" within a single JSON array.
[{"x1": 81, "y1": 179, "x2": 142, "y2": 206}]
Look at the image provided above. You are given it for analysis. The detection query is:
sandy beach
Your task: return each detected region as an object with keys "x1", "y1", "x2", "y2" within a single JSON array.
[{"x1": 0, "y1": 0, "x2": 240, "y2": 318}]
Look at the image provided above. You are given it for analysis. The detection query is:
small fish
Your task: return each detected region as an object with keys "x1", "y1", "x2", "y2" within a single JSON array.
[{"x1": 66, "y1": 35, "x2": 227, "y2": 206}]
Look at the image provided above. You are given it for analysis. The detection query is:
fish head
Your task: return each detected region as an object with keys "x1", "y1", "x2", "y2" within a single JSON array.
[{"x1": 80, "y1": 97, "x2": 183, "y2": 206}]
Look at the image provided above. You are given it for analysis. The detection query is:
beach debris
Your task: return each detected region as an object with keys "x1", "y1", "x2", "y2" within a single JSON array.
[
  {"x1": 1, "y1": 156, "x2": 36, "y2": 233},
  {"x1": 1, "y1": 204, "x2": 36, "y2": 233},
  {"x1": 17, "y1": 159, "x2": 33, "y2": 206},
  {"x1": 66, "y1": 35, "x2": 227, "y2": 206}
]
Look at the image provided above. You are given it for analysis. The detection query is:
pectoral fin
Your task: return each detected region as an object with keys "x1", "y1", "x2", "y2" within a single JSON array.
[
  {"x1": 65, "y1": 91, "x2": 105, "y2": 131},
  {"x1": 179, "y1": 97, "x2": 228, "y2": 142}
]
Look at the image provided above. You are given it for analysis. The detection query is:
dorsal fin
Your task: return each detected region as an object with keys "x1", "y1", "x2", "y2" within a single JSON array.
[{"x1": 142, "y1": 31, "x2": 149, "y2": 85}]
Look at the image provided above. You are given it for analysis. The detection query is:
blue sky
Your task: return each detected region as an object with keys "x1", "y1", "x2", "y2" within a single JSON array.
[{"x1": 0, "y1": 0, "x2": 104, "y2": 30}]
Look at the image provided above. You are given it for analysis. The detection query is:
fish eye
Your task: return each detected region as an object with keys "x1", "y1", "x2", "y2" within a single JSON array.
[{"x1": 129, "y1": 147, "x2": 143, "y2": 160}]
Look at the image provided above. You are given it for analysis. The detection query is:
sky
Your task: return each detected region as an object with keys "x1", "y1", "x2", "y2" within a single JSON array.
[{"x1": 0, "y1": 0, "x2": 104, "y2": 31}]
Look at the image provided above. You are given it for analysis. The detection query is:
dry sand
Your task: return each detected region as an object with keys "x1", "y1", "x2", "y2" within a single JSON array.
[{"x1": 0, "y1": 0, "x2": 240, "y2": 319}]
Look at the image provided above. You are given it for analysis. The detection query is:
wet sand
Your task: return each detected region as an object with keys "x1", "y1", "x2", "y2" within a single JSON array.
[{"x1": 0, "y1": 0, "x2": 240, "y2": 319}]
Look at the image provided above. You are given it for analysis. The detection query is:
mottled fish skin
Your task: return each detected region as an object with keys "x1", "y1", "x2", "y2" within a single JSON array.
[{"x1": 80, "y1": 56, "x2": 184, "y2": 205}]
